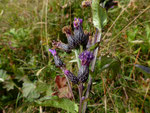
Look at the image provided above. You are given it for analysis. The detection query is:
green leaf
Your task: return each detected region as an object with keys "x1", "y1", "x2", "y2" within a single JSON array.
[
  {"x1": 69, "y1": 59, "x2": 77, "y2": 63},
  {"x1": 3, "y1": 80, "x2": 15, "y2": 91},
  {"x1": 92, "y1": 0, "x2": 107, "y2": 30},
  {"x1": 0, "y1": 69, "x2": 8, "y2": 82},
  {"x1": 146, "y1": 25, "x2": 150, "y2": 38},
  {"x1": 36, "y1": 96, "x2": 78, "y2": 113},
  {"x1": 127, "y1": 26, "x2": 138, "y2": 42},
  {"x1": 22, "y1": 81, "x2": 40, "y2": 99},
  {"x1": 36, "y1": 81, "x2": 50, "y2": 93}
]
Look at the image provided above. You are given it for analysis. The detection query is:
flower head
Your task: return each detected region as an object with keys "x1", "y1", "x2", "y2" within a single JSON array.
[
  {"x1": 73, "y1": 18, "x2": 83, "y2": 29},
  {"x1": 64, "y1": 69, "x2": 79, "y2": 84},
  {"x1": 79, "y1": 51, "x2": 94, "y2": 66},
  {"x1": 49, "y1": 49, "x2": 57, "y2": 56}
]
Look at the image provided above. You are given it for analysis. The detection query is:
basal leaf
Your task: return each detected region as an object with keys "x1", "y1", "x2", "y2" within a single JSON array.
[
  {"x1": 92, "y1": 0, "x2": 107, "y2": 30},
  {"x1": 22, "y1": 81, "x2": 40, "y2": 99},
  {"x1": 36, "y1": 96, "x2": 78, "y2": 113}
]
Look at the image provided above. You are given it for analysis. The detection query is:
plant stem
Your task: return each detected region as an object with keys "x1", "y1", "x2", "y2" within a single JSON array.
[
  {"x1": 64, "y1": 74, "x2": 75, "y2": 100},
  {"x1": 82, "y1": 75, "x2": 92, "y2": 113},
  {"x1": 78, "y1": 83, "x2": 83, "y2": 113},
  {"x1": 74, "y1": 49, "x2": 83, "y2": 112},
  {"x1": 91, "y1": 29, "x2": 102, "y2": 72}
]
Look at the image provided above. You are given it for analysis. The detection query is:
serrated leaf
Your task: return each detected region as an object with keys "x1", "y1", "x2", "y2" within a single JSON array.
[
  {"x1": 92, "y1": 0, "x2": 107, "y2": 30},
  {"x1": 0, "y1": 69, "x2": 8, "y2": 82},
  {"x1": 22, "y1": 81, "x2": 40, "y2": 99},
  {"x1": 3, "y1": 80, "x2": 15, "y2": 91},
  {"x1": 36, "y1": 96, "x2": 78, "y2": 113},
  {"x1": 36, "y1": 81, "x2": 49, "y2": 93},
  {"x1": 23, "y1": 82, "x2": 35, "y2": 97}
]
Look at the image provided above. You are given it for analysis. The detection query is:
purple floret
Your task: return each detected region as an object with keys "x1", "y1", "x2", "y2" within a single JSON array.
[
  {"x1": 79, "y1": 51, "x2": 94, "y2": 66},
  {"x1": 73, "y1": 18, "x2": 83, "y2": 29},
  {"x1": 49, "y1": 49, "x2": 57, "y2": 56}
]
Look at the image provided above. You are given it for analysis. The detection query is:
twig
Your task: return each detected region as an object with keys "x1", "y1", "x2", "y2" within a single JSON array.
[
  {"x1": 130, "y1": 47, "x2": 141, "y2": 79},
  {"x1": 107, "y1": 82, "x2": 119, "y2": 113},
  {"x1": 141, "y1": 83, "x2": 150, "y2": 111},
  {"x1": 101, "y1": 74, "x2": 107, "y2": 113},
  {"x1": 40, "y1": 0, "x2": 45, "y2": 60},
  {"x1": 39, "y1": 106, "x2": 43, "y2": 113},
  {"x1": 45, "y1": 0, "x2": 50, "y2": 60}
]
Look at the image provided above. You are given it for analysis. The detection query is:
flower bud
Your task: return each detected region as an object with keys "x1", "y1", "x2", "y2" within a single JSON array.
[
  {"x1": 52, "y1": 41, "x2": 71, "y2": 52},
  {"x1": 62, "y1": 26, "x2": 77, "y2": 49},
  {"x1": 77, "y1": 65, "x2": 89, "y2": 83},
  {"x1": 64, "y1": 70, "x2": 79, "y2": 84},
  {"x1": 73, "y1": 18, "x2": 89, "y2": 49},
  {"x1": 49, "y1": 49, "x2": 65, "y2": 67}
]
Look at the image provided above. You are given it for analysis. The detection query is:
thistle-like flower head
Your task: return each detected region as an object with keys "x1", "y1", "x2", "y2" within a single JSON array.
[
  {"x1": 64, "y1": 69, "x2": 79, "y2": 84},
  {"x1": 49, "y1": 49, "x2": 57, "y2": 56},
  {"x1": 79, "y1": 51, "x2": 94, "y2": 66},
  {"x1": 73, "y1": 18, "x2": 83, "y2": 29}
]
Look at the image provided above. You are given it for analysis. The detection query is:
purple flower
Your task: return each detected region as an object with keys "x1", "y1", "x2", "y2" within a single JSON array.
[
  {"x1": 64, "y1": 69, "x2": 79, "y2": 84},
  {"x1": 73, "y1": 18, "x2": 83, "y2": 29},
  {"x1": 79, "y1": 51, "x2": 94, "y2": 66}
]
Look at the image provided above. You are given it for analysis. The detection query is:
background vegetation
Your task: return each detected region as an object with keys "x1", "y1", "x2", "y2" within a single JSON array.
[{"x1": 0, "y1": 0, "x2": 150, "y2": 112}]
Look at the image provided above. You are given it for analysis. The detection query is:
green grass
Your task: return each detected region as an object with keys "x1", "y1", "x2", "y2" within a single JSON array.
[{"x1": 0, "y1": 0, "x2": 150, "y2": 113}]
